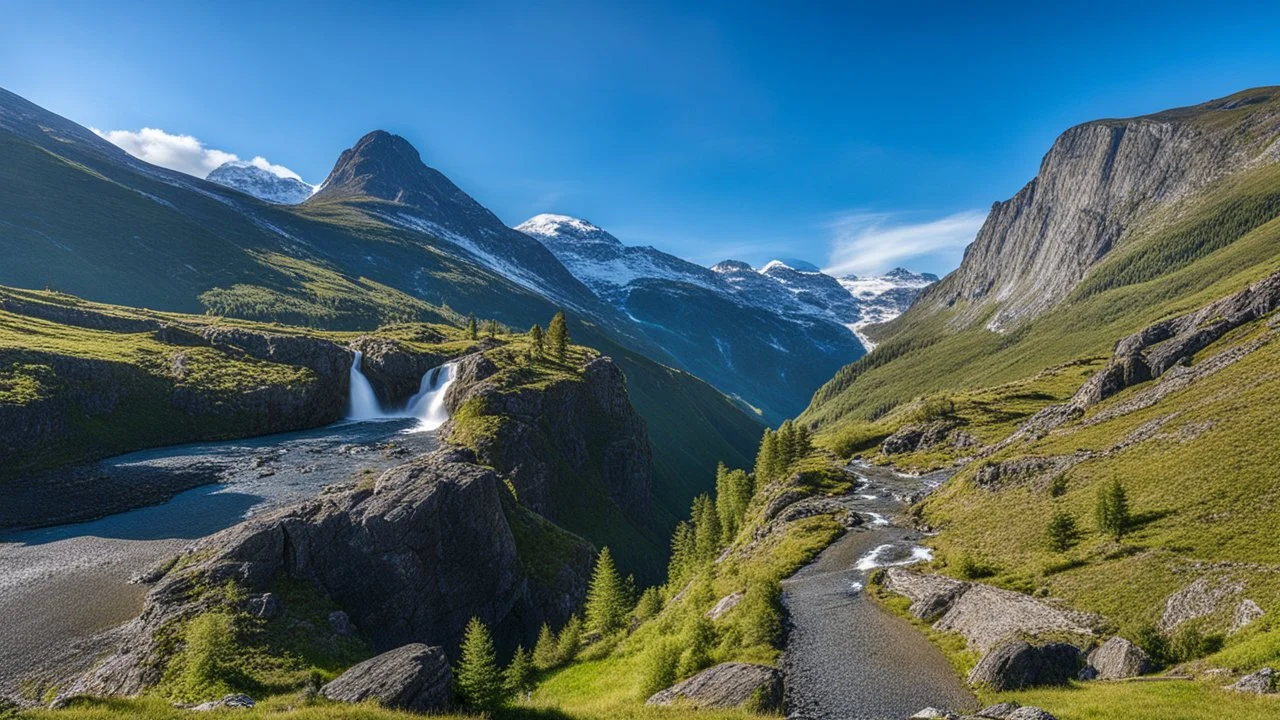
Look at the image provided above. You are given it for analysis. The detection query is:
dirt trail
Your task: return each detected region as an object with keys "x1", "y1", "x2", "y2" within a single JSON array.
[{"x1": 781, "y1": 463, "x2": 975, "y2": 719}]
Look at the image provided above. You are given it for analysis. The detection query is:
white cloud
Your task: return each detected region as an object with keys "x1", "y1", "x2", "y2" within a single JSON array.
[
  {"x1": 90, "y1": 127, "x2": 305, "y2": 182},
  {"x1": 822, "y1": 209, "x2": 987, "y2": 277}
]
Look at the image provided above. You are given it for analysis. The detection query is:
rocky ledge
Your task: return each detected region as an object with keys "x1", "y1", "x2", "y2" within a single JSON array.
[
  {"x1": 58, "y1": 446, "x2": 593, "y2": 699},
  {"x1": 646, "y1": 662, "x2": 783, "y2": 711}
]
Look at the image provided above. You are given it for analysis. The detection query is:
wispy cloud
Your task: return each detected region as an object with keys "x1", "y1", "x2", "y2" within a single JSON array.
[
  {"x1": 90, "y1": 127, "x2": 305, "y2": 182},
  {"x1": 822, "y1": 209, "x2": 987, "y2": 277}
]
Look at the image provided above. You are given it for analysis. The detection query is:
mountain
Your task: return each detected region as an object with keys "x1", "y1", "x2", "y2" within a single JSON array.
[
  {"x1": 836, "y1": 268, "x2": 938, "y2": 347},
  {"x1": 206, "y1": 160, "x2": 315, "y2": 204},
  {"x1": 0, "y1": 86, "x2": 763, "y2": 539}
]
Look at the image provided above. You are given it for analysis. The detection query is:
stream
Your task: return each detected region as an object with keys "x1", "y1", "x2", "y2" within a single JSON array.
[{"x1": 781, "y1": 462, "x2": 976, "y2": 719}]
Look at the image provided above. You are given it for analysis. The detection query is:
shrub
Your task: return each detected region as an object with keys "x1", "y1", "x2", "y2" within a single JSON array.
[
  {"x1": 639, "y1": 639, "x2": 682, "y2": 696},
  {"x1": 677, "y1": 616, "x2": 717, "y2": 678},
  {"x1": 1046, "y1": 510, "x2": 1081, "y2": 552},
  {"x1": 956, "y1": 553, "x2": 997, "y2": 580},
  {"x1": 1171, "y1": 625, "x2": 1225, "y2": 663},
  {"x1": 633, "y1": 587, "x2": 663, "y2": 622},
  {"x1": 167, "y1": 612, "x2": 239, "y2": 701},
  {"x1": 737, "y1": 579, "x2": 783, "y2": 648},
  {"x1": 1048, "y1": 473, "x2": 1069, "y2": 498}
]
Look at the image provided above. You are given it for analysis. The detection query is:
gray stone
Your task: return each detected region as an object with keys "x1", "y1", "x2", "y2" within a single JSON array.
[
  {"x1": 646, "y1": 662, "x2": 783, "y2": 711},
  {"x1": 328, "y1": 610, "x2": 354, "y2": 636},
  {"x1": 1227, "y1": 667, "x2": 1276, "y2": 694},
  {"x1": 191, "y1": 693, "x2": 255, "y2": 711},
  {"x1": 322, "y1": 644, "x2": 453, "y2": 712},
  {"x1": 967, "y1": 640, "x2": 1083, "y2": 691},
  {"x1": 1231, "y1": 599, "x2": 1265, "y2": 635},
  {"x1": 708, "y1": 591, "x2": 744, "y2": 620},
  {"x1": 883, "y1": 568, "x2": 970, "y2": 622},
  {"x1": 1005, "y1": 708, "x2": 1058, "y2": 720},
  {"x1": 246, "y1": 592, "x2": 279, "y2": 619},
  {"x1": 933, "y1": 583, "x2": 1100, "y2": 652},
  {"x1": 909, "y1": 708, "x2": 958, "y2": 719},
  {"x1": 975, "y1": 702, "x2": 1021, "y2": 718},
  {"x1": 1085, "y1": 636, "x2": 1151, "y2": 680},
  {"x1": 1159, "y1": 577, "x2": 1242, "y2": 632}
]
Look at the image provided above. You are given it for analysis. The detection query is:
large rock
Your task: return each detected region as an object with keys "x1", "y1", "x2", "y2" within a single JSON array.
[
  {"x1": 933, "y1": 582, "x2": 1100, "y2": 652},
  {"x1": 1159, "y1": 576, "x2": 1242, "y2": 632},
  {"x1": 321, "y1": 644, "x2": 452, "y2": 712},
  {"x1": 645, "y1": 662, "x2": 783, "y2": 711},
  {"x1": 1231, "y1": 599, "x2": 1266, "y2": 635},
  {"x1": 60, "y1": 447, "x2": 593, "y2": 698},
  {"x1": 883, "y1": 568, "x2": 970, "y2": 622},
  {"x1": 1227, "y1": 667, "x2": 1276, "y2": 694},
  {"x1": 1085, "y1": 636, "x2": 1151, "y2": 680},
  {"x1": 967, "y1": 640, "x2": 1083, "y2": 691},
  {"x1": 349, "y1": 335, "x2": 445, "y2": 406}
]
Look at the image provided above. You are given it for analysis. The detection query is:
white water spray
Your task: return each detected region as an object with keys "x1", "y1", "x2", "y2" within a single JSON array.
[
  {"x1": 345, "y1": 351, "x2": 459, "y2": 431},
  {"x1": 346, "y1": 351, "x2": 383, "y2": 420}
]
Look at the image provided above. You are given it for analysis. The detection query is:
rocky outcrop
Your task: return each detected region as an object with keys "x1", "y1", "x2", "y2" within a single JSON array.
[
  {"x1": 445, "y1": 354, "x2": 652, "y2": 519},
  {"x1": 646, "y1": 662, "x2": 783, "y2": 711},
  {"x1": 61, "y1": 447, "x2": 593, "y2": 698},
  {"x1": 881, "y1": 421, "x2": 974, "y2": 455},
  {"x1": 1231, "y1": 599, "x2": 1266, "y2": 634},
  {"x1": 349, "y1": 335, "x2": 446, "y2": 406},
  {"x1": 321, "y1": 644, "x2": 453, "y2": 712},
  {"x1": 708, "y1": 591, "x2": 744, "y2": 620},
  {"x1": 967, "y1": 640, "x2": 1083, "y2": 691},
  {"x1": 1084, "y1": 636, "x2": 1151, "y2": 680},
  {"x1": 882, "y1": 570, "x2": 1100, "y2": 652},
  {"x1": 1159, "y1": 576, "x2": 1243, "y2": 632},
  {"x1": 1227, "y1": 667, "x2": 1276, "y2": 694},
  {"x1": 919, "y1": 89, "x2": 1280, "y2": 331}
]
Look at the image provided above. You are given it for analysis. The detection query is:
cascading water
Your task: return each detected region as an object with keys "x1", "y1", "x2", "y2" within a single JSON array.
[
  {"x1": 345, "y1": 351, "x2": 458, "y2": 431},
  {"x1": 346, "y1": 351, "x2": 383, "y2": 420},
  {"x1": 402, "y1": 362, "x2": 458, "y2": 432}
]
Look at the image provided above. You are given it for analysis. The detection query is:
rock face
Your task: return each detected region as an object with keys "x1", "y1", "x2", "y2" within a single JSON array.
[
  {"x1": 1159, "y1": 576, "x2": 1243, "y2": 632},
  {"x1": 321, "y1": 644, "x2": 453, "y2": 712},
  {"x1": 206, "y1": 160, "x2": 314, "y2": 204},
  {"x1": 919, "y1": 88, "x2": 1280, "y2": 331},
  {"x1": 1232, "y1": 599, "x2": 1266, "y2": 634},
  {"x1": 645, "y1": 662, "x2": 783, "y2": 711},
  {"x1": 1228, "y1": 667, "x2": 1277, "y2": 694},
  {"x1": 967, "y1": 640, "x2": 1083, "y2": 691},
  {"x1": 62, "y1": 447, "x2": 593, "y2": 697},
  {"x1": 445, "y1": 353, "x2": 652, "y2": 519},
  {"x1": 1085, "y1": 636, "x2": 1151, "y2": 680},
  {"x1": 883, "y1": 568, "x2": 970, "y2": 622},
  {"x1": 349, "y1": 334, "x2": 446, "y2": 406}
]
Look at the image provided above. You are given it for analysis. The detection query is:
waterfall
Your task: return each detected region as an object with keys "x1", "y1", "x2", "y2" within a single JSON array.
[
  {"x1": 402, "y1": 362, "x2": 458, "y2": 432},
  {"x1": 345, "y1": 351, "x2": 458, "y2": 431},
  {"x1": 346, "y1": 351, "x2": 382, "y2": 420}
]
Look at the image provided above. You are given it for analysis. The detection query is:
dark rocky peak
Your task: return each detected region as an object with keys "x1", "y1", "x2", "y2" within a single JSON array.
[
  {"x1": 710, "y1": 259, "x2": 755, "y2": 274},
  {"x1": 309, "y1": 130, "x2": 501, "y2": 225}
]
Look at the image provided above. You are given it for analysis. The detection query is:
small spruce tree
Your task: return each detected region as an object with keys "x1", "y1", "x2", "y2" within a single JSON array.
[
  {"x1": 691, "y1": 494, "x2": 721, "y2": 563},
  {"x1": 547, "y1": 310, "x2": 570, "y2": 362},
  {"x1": 634, "y1": 586, "x2": 663, "y2": 621},
  {"x1": 503, "y1": 645, "x2": 535, "y2": 699},
  {"x1": 532, "y1": 623, "x2": 558, "y2": 670},
  {"x1": 754, "y1": 429, "x2": 779, "y2": 482},
  {"x1": 1095, "y1": 479, "x2": 1130, "y2": 540},
  {"x1": 467, "y1": 314, "x2": 478, "y2": 340},
  {"x1": 584, "y1": 547, "x2": 629, "y2": 636},
  {"x1": 529, "y1": 324, "x2": 545, "y2": 358},
  {"x1": 666, "y1": 521, "x2": 696, "y2": 588},
  {"x1": 554, "y1": 614, "x2": 583, "y2": 665},
  {"x1": 455, "y1": 617, "x2": 506, "y2": 710},
  {"x1": 1046, "y1": 510, "x2": 1080, "y2": 552}
]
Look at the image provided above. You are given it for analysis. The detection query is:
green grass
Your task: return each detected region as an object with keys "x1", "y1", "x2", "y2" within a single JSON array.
[{"x1": 995, "y1": 680, "x2": 1280, "y2": 720}]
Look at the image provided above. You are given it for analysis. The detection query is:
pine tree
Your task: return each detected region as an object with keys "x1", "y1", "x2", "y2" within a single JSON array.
[
  {"x1": 547, "y1": 311, "x2": 570, "y2": 362},
  {"x1": 584, "y1": 547, "x2": 629, "y2": 636},
  {"x1": 467, "y1": 314, "x2": 478, "y2": 340},
  {"x1": 529, "y1": 324, "x2": 545, "y2": 358},
  {"x1": 634, "y1": 586, "x2": 663, "y2": 621},
  {"x1": 691, "y1": 494, "x2": 721, "y2": 563},
  {"x1": 1046, "y1": 510, "x2": 1080, "y2": 552},
  {"x1": 532, "y1": 623, "x2": 558, "y2": 670},
  {"x1": 666, "y1": 521, "x2": 696, "y2": 587},
  {"x1": 754, "y1": 429, "x2": 779, "y2": 482},
  {"x1": 715, "y1": 465, "x2": 753, "y2": 543},
  {"x1": 1095, "y1": 479, "x2": 1131, "y2": 540},
  {"x1": 554, "y1": 614, "x2": 583, "y2": 665},
  {"x1": 503, "y1": 645, "x2": 535, "y2": 698},
  {"x1": 455, "y1": 617, "x2": 506, "y2": 710}
]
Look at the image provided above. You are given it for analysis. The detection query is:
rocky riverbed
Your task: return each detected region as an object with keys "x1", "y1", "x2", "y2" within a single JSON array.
[
  {"x1": 781, "y1": 462, "x2": 976, "y2": 720},
  {"x1": 0, "y1": 418, "x2": 436, "y2": 697}
]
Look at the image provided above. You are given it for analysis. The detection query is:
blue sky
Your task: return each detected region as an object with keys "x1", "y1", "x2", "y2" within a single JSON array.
[{"x1": 4, "y1": 0, "x2": 1280, "y2": 275}]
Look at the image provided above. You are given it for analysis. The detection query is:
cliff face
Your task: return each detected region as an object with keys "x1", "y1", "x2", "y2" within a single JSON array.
[
  {"x1": 65, "y1": 447, "x2": 593, "y2": 698},
  {"x1": 925, "y1": 88, "x2": 1280, "y2": 331},
  {"x1": 445, "y1": 353, "x2": 653, "y2": 520}
]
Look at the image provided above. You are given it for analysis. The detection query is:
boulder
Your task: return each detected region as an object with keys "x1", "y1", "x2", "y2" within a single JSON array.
[
  {"x1": 1159, "y1": 577, "x2": 1242, "y2": 632},
  {"x1": 246, "y1": 592, "x2": 279, "y2": 619},
  {"x1": 1005, "y1": 709, "x2": 1058, "y2": 720},
  {"x1": 322, "y1": 644, "x2": 453, "y2": 712},
  {"x1": 883, "y1": 568, "x2": 970, "y2": 621},
  {"x1": 934, "y1": 583, "x2": 1099, "y2": 652},
  {"x1": 909, "y1": 708, "x2": 958, "y2": 719},
  {"x1": 967, "y1": 640, "x2": 1083, "y2": 691},
  {"x1": 646, "y1": 662, "x2": 783, "y2": 711},
  {"x1": 1085, "y1": 636, "x2": 1151, "y2": 680},
  {"x1": 192, "y1": 694, "x2": 255, "y2": 711},
  {"x1": 975, "y1": 702, "x2": 1022, "y2": 718},
  {"x1": 708, "y1": 591, "x2": 744, "y2": 620},
  {"x1": 1227, "y1": 667, "x2": 1276, "y2": 694}
]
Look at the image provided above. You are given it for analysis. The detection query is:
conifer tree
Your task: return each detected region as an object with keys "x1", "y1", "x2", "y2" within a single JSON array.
[
  {"x1": 532, "y1": 623, "x2": 558, "y2": 670},
  {"x1": 754, "y1": 429, "x2": 779, "y2": 482},
  {"x1": 715, "y1": 465, "x2": 753, "y2": 543},
  {"x1": 554, "y1": 614, "x2": 583, "y2": 665},
  {"x1": 666, "y1": 521, "x2": 696, "y2": 587},
  {"x1": 692, "y1": 494, "x2": 721, "y2": 563},
  {"x1": 634, "y1": 586, "x2": 663, "y2": 621},
  {"x1": 455, "y1": 617, "x2": 506, "y2": 710},
  {"x1": 547, "y1": 310, "x2": 570, "y2": 362},
  {"x1": 467, "y1": 314, "x2": 478, "y2": 340},
  {"x1": 504, "y1": 645, "x2": 535, "y2": 698},
  {"x1": 1047, "y1": 510, "x2": 1081, "y2": 552},
  {"x1": 529, "y1": 324, "x2": 545, "y2": 358},
  {"x1": 1095, "y1": 479, "x2": 1131, "y2": 540},
  {"x1": 584, "y1": 547, "x2": 629, "y2": 636}
]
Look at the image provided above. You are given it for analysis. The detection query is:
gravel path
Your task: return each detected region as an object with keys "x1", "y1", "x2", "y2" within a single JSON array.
[
  {"x1": 0, "y1": 418, "x2": 437, "y2": 696},
  {"x1": 781, "y1": 463, "x2": 976, "y2": 720}
]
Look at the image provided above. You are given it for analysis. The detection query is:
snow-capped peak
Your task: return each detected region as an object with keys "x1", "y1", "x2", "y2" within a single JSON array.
[
  {"x1": 516, "y1": 214, "x2": 620, "y2": 245},
  {"x1": 760, "y1": 258, "x2": 821, "y2": 273},
  {"x1": 710, "y1": 259, "x2": 755, "y2": 274},
  {"x1": 206, "y1": 160, "x2": 316, "y2": 204}
]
